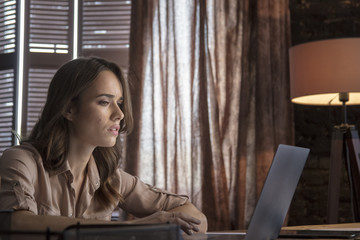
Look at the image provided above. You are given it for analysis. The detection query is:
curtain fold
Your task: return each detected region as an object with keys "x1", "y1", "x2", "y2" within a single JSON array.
[{"x1": 125, "y1": 0, "x2": 292, "y2": 230}]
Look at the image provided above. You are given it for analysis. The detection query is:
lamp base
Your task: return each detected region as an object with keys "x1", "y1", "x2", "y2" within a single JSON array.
[{"x1": 327, "y1": 124, "x2": 360, "y2": 223}]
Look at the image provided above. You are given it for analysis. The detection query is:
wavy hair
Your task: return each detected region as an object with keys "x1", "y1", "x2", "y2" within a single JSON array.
[{"x1": 23, "y1": 57, "x2": 133, "y2": 206}]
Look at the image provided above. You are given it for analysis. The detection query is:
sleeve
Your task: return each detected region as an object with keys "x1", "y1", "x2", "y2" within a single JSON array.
[
  {"x1": 114, "y1": 169, "x2": 188, "y2": 218},
  {"x1": 0, "y1": 146, "x2": 38, "y2": 214}
]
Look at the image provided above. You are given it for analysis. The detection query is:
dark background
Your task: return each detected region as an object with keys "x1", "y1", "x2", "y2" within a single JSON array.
[{"x1": 288, "y1": 0, "x2": 360, "y2": 225}]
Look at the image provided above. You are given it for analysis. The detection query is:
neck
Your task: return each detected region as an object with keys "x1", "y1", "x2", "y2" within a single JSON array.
[{"x1": 67, "y1": 140, "x2": 95, "y2": 181}]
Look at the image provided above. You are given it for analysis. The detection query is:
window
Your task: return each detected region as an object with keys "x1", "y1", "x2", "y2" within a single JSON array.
[{"x1": 0, "y1": 0, "x2": 131, "y2": 155}]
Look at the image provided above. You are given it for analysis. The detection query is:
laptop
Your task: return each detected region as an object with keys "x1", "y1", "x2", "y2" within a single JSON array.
[{"x1": 203, "y1": 144, "x2": 310, "y2": 240}]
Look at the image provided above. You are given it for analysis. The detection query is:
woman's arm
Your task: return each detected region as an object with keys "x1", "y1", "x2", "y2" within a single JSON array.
[
  {"x1": 11, "y1": 205, "x2": 207, "y2": 235},
  {"x1": 124, "y1": 202, "x2": 207, "y2": 235},
  {"x1": 116, "y1": 170, "x2": 207, "y2": 234}
]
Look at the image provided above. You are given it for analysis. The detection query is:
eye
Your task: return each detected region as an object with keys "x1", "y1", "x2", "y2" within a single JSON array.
[
  {"x1": 117, "y1": 102, "x2": 123, "y2": 109},
  {"x1": 99, "y1": 100, "x2": 110, "y2": 106}
]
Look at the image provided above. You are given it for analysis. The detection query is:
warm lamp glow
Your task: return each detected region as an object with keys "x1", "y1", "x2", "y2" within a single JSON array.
[{"x1": 289, "y1": 38, "x2": 360, "y2": 106}]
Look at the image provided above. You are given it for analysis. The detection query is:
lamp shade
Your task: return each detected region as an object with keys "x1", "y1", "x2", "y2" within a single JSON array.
[{"x1": 289, "y1": 38, "x2": 360, "y2": 105}]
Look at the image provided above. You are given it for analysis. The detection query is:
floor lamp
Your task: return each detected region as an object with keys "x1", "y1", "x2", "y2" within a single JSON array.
[{"x1": 289, "y1": 38, "x2": 360, "y2": 224}]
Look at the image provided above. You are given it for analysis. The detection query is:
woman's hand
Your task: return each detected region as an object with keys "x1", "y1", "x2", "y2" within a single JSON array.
[
  {"x1": 168, "y1": 202, "x2": 208, "y2": 233},
  {"x1": 128, "y1": 210, "x2": 202, "y2": 235}
]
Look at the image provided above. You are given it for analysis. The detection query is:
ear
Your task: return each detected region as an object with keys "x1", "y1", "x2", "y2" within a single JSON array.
[{"x1": 62, "y1": 102, "x2": 76, "y2": 121}]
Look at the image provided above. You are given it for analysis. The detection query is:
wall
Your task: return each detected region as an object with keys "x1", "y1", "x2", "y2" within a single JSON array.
[{"x1": 287, "y1": 0, "x2": 360, "y2": 226}]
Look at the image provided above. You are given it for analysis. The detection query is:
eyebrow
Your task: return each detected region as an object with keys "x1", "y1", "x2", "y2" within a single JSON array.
[{"x1": 96, "y1": 94, "x2": 124, "y2": 101}]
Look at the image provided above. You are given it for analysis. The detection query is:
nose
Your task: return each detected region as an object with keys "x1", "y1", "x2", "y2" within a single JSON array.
[{"x1": 112, "y1": 102, "x2": 124, "y2": 122}]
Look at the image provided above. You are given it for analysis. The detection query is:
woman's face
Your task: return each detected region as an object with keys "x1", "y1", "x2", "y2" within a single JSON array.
[{"x1": 67, "y1": 70, "x2": 124, "y2": 149}]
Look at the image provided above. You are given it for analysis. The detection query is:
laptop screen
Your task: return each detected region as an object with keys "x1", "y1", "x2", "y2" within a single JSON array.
[{"x1": 245, "y1": 144, "x2": 310, "y2": 240}]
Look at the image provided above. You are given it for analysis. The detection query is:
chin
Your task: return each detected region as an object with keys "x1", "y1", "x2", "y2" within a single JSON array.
[
  {"x1": 97, "y1": 135, "x2": 118, "y2": 148},
  {"x1": 101, "y1": 143, "x2": 116, "y2": 148},
  {"x1": 107, "y1": 140, "x2": 118, "y2": 147}
]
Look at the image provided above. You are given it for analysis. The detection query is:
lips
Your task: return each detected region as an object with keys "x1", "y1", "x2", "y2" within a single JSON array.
[{"x1": 108, "y1": 125, "x2": 120, "y2": 136}]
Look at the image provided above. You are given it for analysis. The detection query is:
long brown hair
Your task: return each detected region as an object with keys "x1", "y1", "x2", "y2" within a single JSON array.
[{"x1": 23, "y1": 57, "x2": 133, "y2": 206}]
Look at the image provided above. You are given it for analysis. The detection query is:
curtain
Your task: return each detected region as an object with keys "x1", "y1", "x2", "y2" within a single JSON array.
[{"x1": 124, "y1": 0, "x2": 292, "y2": 230}]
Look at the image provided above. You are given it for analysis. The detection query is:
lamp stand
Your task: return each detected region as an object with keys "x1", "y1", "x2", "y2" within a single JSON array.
[{"x1": 327, "y1": 94, "x2": 360, "y2": 223}]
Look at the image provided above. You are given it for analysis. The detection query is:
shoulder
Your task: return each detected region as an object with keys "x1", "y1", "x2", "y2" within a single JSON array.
[
  {"x1": 0, "y1": 143, "x2": 42, "y2": 177},
  {"x1": 110, "y1": 168, "x2": 138, "y2": 194},
  {"x1": 1, "y1": 143, "x2": 41, "y2": 161},
  {"x1": 3, "y1": 142, "x2": 39, "y2": 155}
]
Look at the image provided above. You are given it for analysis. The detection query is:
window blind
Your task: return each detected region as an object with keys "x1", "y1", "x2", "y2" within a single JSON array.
[
  {"x1": 0, "y1": 0, "x2": 16, "y2": 54},
  {"x1": 0, "y1": 69, "x2": 15, "y2": 154},
  {"x1": 29, "y1": 0, "x2": 70, "y2": 54},
  {"x1": 82, "y1": 0, "x2": 131, "y2": 50},
  {"x1": 24, "y1": 0, "x2": 73, "y2": 136},
  {"x1": 26, "y1": 68, "x2": 55, "y2": 135}
]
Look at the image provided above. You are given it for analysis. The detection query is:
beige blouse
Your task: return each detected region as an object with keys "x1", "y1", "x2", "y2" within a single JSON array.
[{"x1": 0, "y1": 143, "x2": 188, "y2": 221}]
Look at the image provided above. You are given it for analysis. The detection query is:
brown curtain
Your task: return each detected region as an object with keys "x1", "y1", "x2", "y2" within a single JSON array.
[{"x1": 124, "y1": 0, "x2": 292, "y2": 231}]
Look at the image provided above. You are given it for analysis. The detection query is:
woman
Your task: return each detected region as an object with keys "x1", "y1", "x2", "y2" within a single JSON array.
[{"x1": 0, "y1": 57, "x2": 207, "y2": 235}]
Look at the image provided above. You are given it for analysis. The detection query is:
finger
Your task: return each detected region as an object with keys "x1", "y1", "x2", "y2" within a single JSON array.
[
  {"x1": 173, "y1": 212, "x2": 201, "y2": 225},
  {"x1": 167, "y1": 212, "x2": 201, "y2": 234},
  {"x1": 172, "y1": 216, "x2": 198, "y2": 235},
  {"x1": 189, "y1": 223, "x2": 200, "y2": 232},
  {"x1": 183, "y1": 228, "x2": 193, "y2": 235}
]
